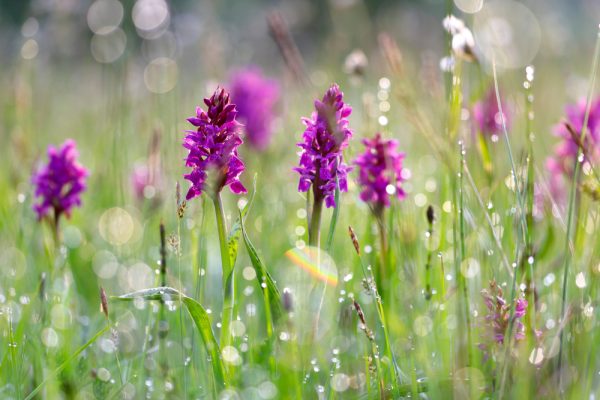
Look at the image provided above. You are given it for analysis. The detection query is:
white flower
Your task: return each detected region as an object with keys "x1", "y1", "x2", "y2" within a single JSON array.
[
  {"x1": 452, "y1": 28, "x2": 476, "y2": 61},
  {"x1": 443, "y1": 14, "x2": 477, "y2": 62},
  {"x1": 439, "y1": 56, "x2": 455, "y2": 72},
  {"x1": 443, "y1": 15, "x2": 466, "y2": 35},
  {"x1": 344, "y1": 49, "x2": 368, "y2": 77}
]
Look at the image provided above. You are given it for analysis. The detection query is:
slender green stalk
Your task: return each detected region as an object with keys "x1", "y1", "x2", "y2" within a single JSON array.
[
  {"x1": 176, "y1": 201, "x2": 188, "y2": 398},
  {"x1": 463, "y1": 164, "x2": 513, "y2": 276},
  {"x1": 213, "y1": 193, "x2": 235, "y2": 357},
  {"x1": 157, "y1": 222, "x2": 169, "y2": 384},
  {"x1": 100, "y1": 289, "x2": 124, "y2": 387},
  {"x1": 262, "y1": 281, "x2": 276, "y2": 375},
  {"x1": 523, "y1": 65, "x2": 538, "y2": 343},
  {"x1": 446, "y1": 58, "x2": 473, "y2": 373},
  {"x1": 491, "y1": 60, "x2": 529, "y2": 243},
  {"x1": 325, "y1": 179, "x2": 341, "y2": 252},
  {"x1": 24, "y1": 326, "x2": 110, "y2": 400},
  {"x1": 348, "y1": 227, "x2": 403, "y2": 392},
  {"x1": 375, "y1": 211, "x2": 388, "y2": 293},
  {"x1": 424, "y1": 206, "x2": 434, "y2": 300},
  {"x1": 558, "y1": 27, "x2": 600, "y2": 392},
  {"x1": 194, "y1": 198, "x2": 209, "y2": 301},
  {"x1": 491, "y1": 57, "x2": 531, "y2": 398},
  {"x1": 309, "y1": 195, "x2": 324, "y2": 247},
  {"x1": 307, "y1": 189, "x2": 325, "y2": 341},
  {"x1": 498, "y1": 249, "x2": 522, "y2": 400},
  {"x1": 353, "y1": 299, "x2": 385, "y2": 398},
  {"x1": 159, "y1": 222, "x2": 167, "y2": 287},
  {"x1": 457, "y1": 141, "x2": 472, "y2": 367},
  {"x1": 7, "y1": 308, "x2": 20, "y2": 399}
]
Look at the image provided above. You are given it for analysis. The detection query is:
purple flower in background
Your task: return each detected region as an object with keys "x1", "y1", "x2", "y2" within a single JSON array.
[
  {"x1": 473, "y1": 88, "x2": 511, "y2": 137},
  {"x1": 183, "y1": 87, "x2": 246, "y2": 200},
  {"x1": 131, "y1": 131, "x2": 163, "y2": 203},
  {"x1": 548, "y1": 97, "x2": 600, "y2": 173},
  {"x1": 131, "y1": 163, "x2": 163, "y2": 202},
  {"x1": 545, "y1": 97, "x2": 600, "y2": 206},
  {"x1": 513, "y1": 298, "x2": 528, "y2": 341},
  {"x1": 32, "y1": 139, "x2": 88, "y2": 221},
  {"x1": 294, "y1": 84, "x2": 353, "y2": 208},
  {"x1": 229, "y1": 67, "x2": 280, "y2": 151},
  {"x1": 480, "y1": 281, "x2": 527, "y2": 345},
  {"x1": 354, "y1": 133, "x2": 406, "y2": 211},
  {"x1": 131, "y1": 165, "x2": 151, "y2": 199}
]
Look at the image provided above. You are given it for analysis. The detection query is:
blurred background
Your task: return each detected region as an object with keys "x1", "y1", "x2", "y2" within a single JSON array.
[
  {"x1": 2, "y1": 1, "x2": 600, "y2": 398},
  {"x1": 3, "y1": 0, "x2": 600, "y2": 326},
  {"x1": 3, "y1": 0, "x2": 600, "y2": 314},
  {"x1": 1, "y1": 0, "x2": 600, "y2": 64}
]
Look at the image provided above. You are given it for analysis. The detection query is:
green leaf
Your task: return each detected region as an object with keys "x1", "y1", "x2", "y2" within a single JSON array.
[
  {"x1": 536, "y1": 223, "x2": 555, "y2": 261},
  {"x1": 476, "y1": 132, "x2": 493, "y2": 176},
  {"x1": 114, "y1": 287, "x2": 226, "y2": 389},
  {"x1": 240, "y1": 214, "x2": 284, "y2": 323},
  {"x1": 227, "y1": 173, "x2": 257, "y2": 268},
  {"x1": 25, "y1": 326, "x2": 109, "y2": 400}
]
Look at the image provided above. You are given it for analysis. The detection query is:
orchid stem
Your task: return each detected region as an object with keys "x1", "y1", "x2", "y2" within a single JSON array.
[
  {"x1": 213, "y1": 193, "x2": 235, "y2": 361},
  {"x1": 309, "y1": 195, "x2": 323, "y2": 248}
]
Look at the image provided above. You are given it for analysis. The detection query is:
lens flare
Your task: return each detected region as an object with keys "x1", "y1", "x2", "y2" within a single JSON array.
[{"x1": 284, "y1": 246, "x2": 338, "y2": 286}]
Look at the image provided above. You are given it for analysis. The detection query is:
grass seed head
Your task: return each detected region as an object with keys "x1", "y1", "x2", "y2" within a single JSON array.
[
  {"x1": 426, "y1": 205, "x2": 435, "y2": 225},
  {"x1": 100, "y1": 287, "x2": 108, "y2": 318},
  {"x1": 348, "y1": 225, "x2": 360, "y2": 255}
]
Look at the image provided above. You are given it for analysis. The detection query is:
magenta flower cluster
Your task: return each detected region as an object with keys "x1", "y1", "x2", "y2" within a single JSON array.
[
  {"x1": 184, "y1": 87, "x2": 247, "y2": 200},
  {"x1": 32, "y1": 139, "x2": 88, "y2": 221},
  {"x1": 354, "y1": 133, "x2": 406, "y2": 210},
  {"x1": 229, "y1": 67, "x2": 280, "y2": 151},
  {"x1": 545, "y1": 97, "x2": 600, "y2": 205},
  {"x1": 294, "y1": 84, "x2": 353, "y2": 208},
  {"x1": 131, "y1": 164, "x2": 151, "y2": 200},
  {"x1": 131, "y1": 163, "x2": 163, "y2": 203},
  {"x1": 473, "y1": 88, "x2": 511, "y2": 137},
  {"x1": 481, "y1": 281, "x2": 527, "y2": 345},
  {"x1": 547, "y1": 97, "x2": 600, "y2": 175}
]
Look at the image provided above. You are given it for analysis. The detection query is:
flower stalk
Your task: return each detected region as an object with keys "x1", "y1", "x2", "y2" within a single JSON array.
[
  {"x1": 213, "y1": 193, "x2": 235, "y2": 353},
  {"x1": 308, "y1": 191, "x2": 324, "y2": 247}
]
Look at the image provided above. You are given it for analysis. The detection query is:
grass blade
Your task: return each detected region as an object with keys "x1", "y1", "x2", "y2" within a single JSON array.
[
  {"x1": 114, "y1": 287, "x2": 226, "y2": 389},
  {"x1": 24, "y1": 326, "x2": 109, "y2": 400},
  {"x1": 240, "y1": 213, "x2": 284, "y2": 323},
  {"x1": 228, "y1": 173, "x2": 258, "y2": 268}
]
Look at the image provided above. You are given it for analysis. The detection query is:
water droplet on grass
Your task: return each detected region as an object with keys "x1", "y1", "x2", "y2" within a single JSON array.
[
  {"x1": 529, "y1": 347, "x2": 544, "y2": 365},
  {"x1": 576, "y1": 272, "x2": 587, "y2": 288}
]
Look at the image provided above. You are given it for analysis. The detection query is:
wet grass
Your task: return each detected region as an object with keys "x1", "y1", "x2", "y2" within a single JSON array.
[{"x1": 2, "y1": 7, "x2": 600, "y2": 400}]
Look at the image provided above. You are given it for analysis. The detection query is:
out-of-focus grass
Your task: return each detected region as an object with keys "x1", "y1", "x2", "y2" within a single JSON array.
[{"x1": 2, "y1": 1, "x2": 600, "y2": 399}]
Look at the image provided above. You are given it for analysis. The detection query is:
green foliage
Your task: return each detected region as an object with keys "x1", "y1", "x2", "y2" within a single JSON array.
[{"x1": 115, "y1": 287, "x2": 226, "y2": 390}]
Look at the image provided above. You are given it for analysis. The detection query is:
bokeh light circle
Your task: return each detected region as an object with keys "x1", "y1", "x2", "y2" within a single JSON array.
[
  {"x1": 0, "y1": 247, "x2": 27, "y2": 279},
  {"x1": 98, "y1": 207, "x2": 134, "y2": 245},
  {"x1": 87, "y1": 0, "x2": 124, "y2": 35},
  {"x1": 133, "y1": 0, "x2": 170, "y2": 38},
  {"x1": 90, "y1": 28, "x2": 127, "y2": 63},
  {"x1": 143, "y1": 57, "x2": 178, "y2": 93},
  {"x1": 120, "y1": 262, "x2": 154, "y2": 291},
  {"x1": 453, "y1": 367, "x2": 485, "y2": 399},
  {"x1": 454, "y1": 0, "x2": 483, "y2": 14},
  {"x1": 460, "y1": 258, "x2": 481, "y2": 279},
  {"x1": 21, "y1": 39, "x2": 39, "y2": 60},
  {"x1": 51, "y1": 304, "x2": 72, "y2": 330},
  {"x1": 473, "y1": 0, "x2": 541, "y2": 69},
  {"x1": 278, "y1": 246, "x2": 339, "y2": 345},
  {"x1": 141, "y1": 31, "x2": 177, "y2": 61}
]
